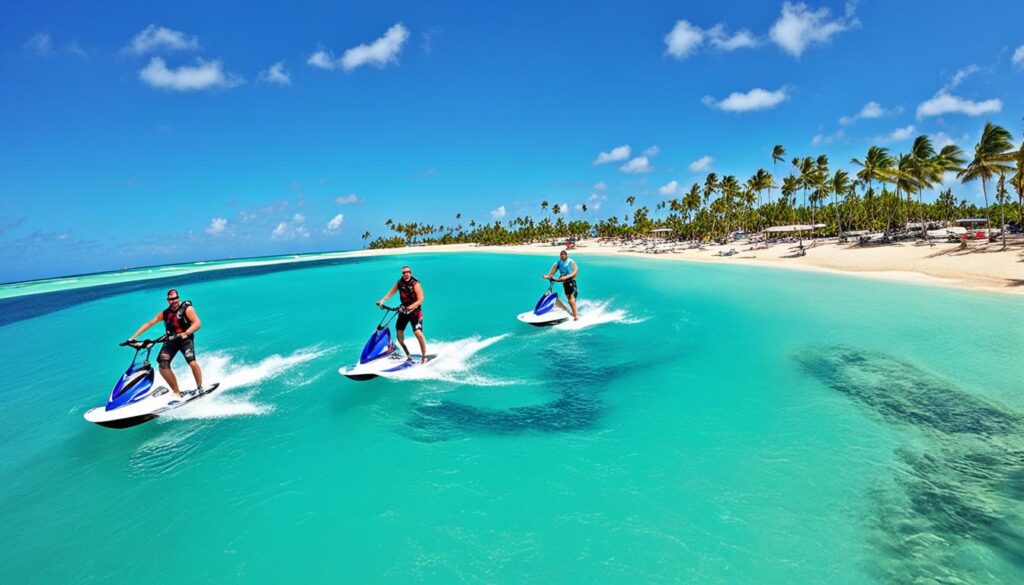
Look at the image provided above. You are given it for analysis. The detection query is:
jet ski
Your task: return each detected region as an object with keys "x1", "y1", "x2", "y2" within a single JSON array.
[
  {"x1": 84, "y1": 335, "x2": 220, "y2": 429},
  {"x1": 517, "y1": 281, "x2": 571, "y2": 326},
  {"x1": 339, "y1": 304, "x2": 437, "y2": 381}
]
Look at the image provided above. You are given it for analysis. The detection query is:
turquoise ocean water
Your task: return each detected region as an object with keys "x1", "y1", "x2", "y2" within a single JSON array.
[{"x1": 1, "y1": 252, "x2": 1022, "y2": 584}]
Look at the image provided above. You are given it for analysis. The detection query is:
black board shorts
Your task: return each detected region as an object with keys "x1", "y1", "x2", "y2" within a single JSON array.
[
  {"x1": 396, "y1": 308, "x2": 424, "y2": 332},
  {"x1": 562, "y1": 279, "x2": 578, "y2": 299},
  {"x1": 159, "y1": 337, "x2": 196, "y2": 365}
]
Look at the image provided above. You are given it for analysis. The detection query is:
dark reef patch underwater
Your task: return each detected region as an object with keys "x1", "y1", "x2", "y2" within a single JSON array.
[{"x1": 796, "y1": 345, "x2": 1024, "y2": 584}]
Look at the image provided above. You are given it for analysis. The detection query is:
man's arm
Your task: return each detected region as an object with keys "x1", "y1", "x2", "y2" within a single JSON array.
[
  {"x1": 567, "y1": 261, "x2": 579, "y2": 280},
  {"x1": 406, "y1": 283, "x2": 425, "y2": 311},
  {"x1": 130, "y1": 312, "x2": 163, "y2": 340},
  {"x1": 543, "y1": 263, "x2": 558, "y2": 280},
  {"x1": 377, "y1": 284, "x2": 399, "y2": 306},
  {"x1": 180, "y1": 306, "x2": 202, "y2": 338}
]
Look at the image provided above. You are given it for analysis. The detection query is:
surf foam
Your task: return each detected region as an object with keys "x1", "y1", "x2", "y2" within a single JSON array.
[
  {"x1": 379, "y1": 334, "x2": 513, "y2": 386},
  {"x1": 552, "y1": 299, "x2": 644, "y2": 331},
  {"x1": 159, "y1": 346, "x2": 327, "y2": 421}
]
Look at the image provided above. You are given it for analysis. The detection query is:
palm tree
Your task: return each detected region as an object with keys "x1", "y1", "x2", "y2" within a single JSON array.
[
  {"x1": 995, "y1": 174, "x2": 1010, "y2": 249},
  {"x1": 626, "y1": 195, "x2": 636, "y2": 207},
  {"x1": 852, "y1": 146, "x2": 894, "y2": 230},
  {"x1": 831, "y1": 170, "x2": 850, "y2": 236},
  {"x1": 1011, "y1": 145, "x2": 1024, "y2": 226},
  {"x1": 771, "y1": 145, "x2": 786, "y2": 206},
  {"x1": 908, "y1": 135, "x2": 937, "y2": 238},
  {"x1": 957, "y1": 122, "x2": 1015, "y2": 228},
  {"x1": 581, "y1": 204, "x2": 588, "y2": 213}
]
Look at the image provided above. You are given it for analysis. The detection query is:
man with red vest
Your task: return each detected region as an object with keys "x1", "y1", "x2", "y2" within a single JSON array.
[
  {"x1": 129, "y1": 288, "x2": 204, "y2": 398},
  {"x1": 376, "y1": 265, "x2": 428, "y2": 363}
]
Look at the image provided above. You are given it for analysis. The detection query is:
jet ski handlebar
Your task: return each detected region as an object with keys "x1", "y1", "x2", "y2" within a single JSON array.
[{"x1": 120, "y1": 334, "x2": 170, "y2": 349}]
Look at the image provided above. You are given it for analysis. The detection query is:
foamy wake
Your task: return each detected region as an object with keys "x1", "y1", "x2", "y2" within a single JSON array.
[
  {"x1": 158, "y1": 346, "x2": 327, "y2": 421},
  {"x1": 379, "y1": 334, "x2": 512, "y2": 386},
  {"x1": 552, "y1": 299, "x2": 645, "y2": 331}
]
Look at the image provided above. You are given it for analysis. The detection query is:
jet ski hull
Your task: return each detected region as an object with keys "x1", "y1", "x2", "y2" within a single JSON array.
[
  {"x1": 339, "y1": 353, "x2": 438, "y2": 380},
  {"x1": 84, "y1": 383, "x2": 221, "y2": 429},
  {"x1": 517, "y1": 309, "x2": 570, "y2": 326}
]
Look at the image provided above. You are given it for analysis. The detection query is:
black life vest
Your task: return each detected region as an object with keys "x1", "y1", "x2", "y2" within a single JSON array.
[
  {"x1": 163, "y1": 300, "x2": 194, "y2": 335},
  {"x1": 397, "y1": 277, "x2": 420, "y2": 307}
]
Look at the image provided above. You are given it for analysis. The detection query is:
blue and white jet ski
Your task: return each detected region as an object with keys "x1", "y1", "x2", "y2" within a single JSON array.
[
  {"x1": 517, "y1": 281, "x2": 571, "y2": 326},
  {"x1": 339, "y1": 304, "x2": 437, "y2": 381},
  {"x1": 84, "y1": 336, "x2": 220, "y2": 429}
]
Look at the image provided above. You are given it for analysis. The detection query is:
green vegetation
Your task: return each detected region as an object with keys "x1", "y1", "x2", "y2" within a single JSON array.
[{"x1": 367, "y1": 121, "x2": 1022, "y2": 249}]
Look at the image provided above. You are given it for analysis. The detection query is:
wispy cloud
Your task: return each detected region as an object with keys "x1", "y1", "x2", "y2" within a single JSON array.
[
  {"x1": 620, "y1": 156, "x2": 652, "y2": 174},
  {"x1": 259, "y1": 61, "x2": 292, "y2": 85},
  {"x1": 664, "y1": 20, "x2": 758, "y2": 59},
  {"x1": 24, "y1": 33, "x2": 53, "y2": 56},
  {"x1": 944, "y1": 64, "x2": 980, "y2": 90},
  {"x1": 310, "y1": 23, "x2": 411, "y2": 72},
  {"x1": 489, "y1": 205, "x2": 507, "y2": 220},
  {"x1": 342, "y1": 23, "x2": 410, "y2": 71},
  {"x1": 702, "y1": 87, "x2": 789, "y2": 112},
  {"x1": 594, "y1": 145, "x2": 631, "y2": 165},
  {"x1": 205, "y1": 218, "x2": 228, "y2": 236},
  {"x1": 1013, "y1": 45, "x2": 1024, "y2": 69},
  {"x1": 139, "y1": 57, "x2": 243, "y2": 91},
  {"x1": 125, "y1": 24, "x2": 199, "y2": 55},
  {"x1": 838, "y1": 101, "x2": 895, "y2": 125},
  {"x1": 324, "y1": 213, "x2": 345, "y2": 233},
  {"x1": 688, "y1": 155, "x2": 714, "y2": 171},
  {"x1": 271, "y1": 213, "x2": 310, "y2": 240},
  {"x1": 812, "y1": 128, "x2": 846, "y2": 145},
  {"x1": 334, "y1": 194, "x2": 361, "y2": 205},
  {"x1": 592, "y1": 181, "x2": 607, "y2": 192},
  {"x1": 584, "y1": 192, "x2": 607, "y2": 211},
  {"x1": 916, "y1": 91, "x2": 1001, "y2": 119},
  {"x1": 643, "y1": 145, "x2": 660, "y2": 156},
  {"x1": 876, "y1": 124, "x2": 916, "y2": 143},
  {"x1": 659, "y1": 180, "x2": 680, "y2": 195},
  {"x1": 769, "y1": 2, "x2": 859, "y2": 58}
]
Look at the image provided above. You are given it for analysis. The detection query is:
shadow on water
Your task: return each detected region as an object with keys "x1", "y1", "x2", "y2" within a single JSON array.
[
  {"x1": 0, "y1": 256, "x2": 371, "y2": 328},
  {"x1": 402, "y1": 328, "x2": 667, "y2": 443},
  {"x1": 795, "y1": 345, "x2": 1024, "y2": 583}
]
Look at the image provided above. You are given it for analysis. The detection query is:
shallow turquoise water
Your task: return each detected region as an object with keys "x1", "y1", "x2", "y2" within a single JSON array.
[{"x1": 1, "y1": 253, "x2": 1022, "y2": 584}]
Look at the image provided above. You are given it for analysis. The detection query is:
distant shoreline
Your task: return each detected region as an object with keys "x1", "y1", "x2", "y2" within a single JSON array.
[{"x1": 2, "y1": 238, "x2": 1021, "y2": 300}]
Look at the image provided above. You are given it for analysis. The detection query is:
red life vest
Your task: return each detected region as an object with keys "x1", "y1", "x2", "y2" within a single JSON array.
[
  {"x1": 163, "y1": 300, "x2": 194, "y2": 335},
  {"x1": 397, "y1": 277, "x2": 420, "y2": 308}
]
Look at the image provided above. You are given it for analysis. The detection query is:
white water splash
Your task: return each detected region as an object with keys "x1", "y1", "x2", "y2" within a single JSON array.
[
  {"x1": 379, "y1": 334, "x2": 512, "y2": 386},
  {"x1": 552, "y1": 299, "x2": 644, "y2": 331},
  {"x1": 159, "y1": 346, "x2": 327, "y2": 421}
]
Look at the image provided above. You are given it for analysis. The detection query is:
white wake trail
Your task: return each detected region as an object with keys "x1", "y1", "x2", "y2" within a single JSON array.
[
  {"x1": 552, "y1": 299, "x2": 645, "y2": 331},
  {"x1": 379, "y1": 334, "x2": 513, "y2": 386}
]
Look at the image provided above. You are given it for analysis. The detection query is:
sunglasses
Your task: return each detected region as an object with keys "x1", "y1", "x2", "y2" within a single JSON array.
[
  {"x1": 167, "y1": 297, "x2": 179, "y2": 301},
  {"x1": 402, "y1": 271, "x2": 411, "y2": 274}
]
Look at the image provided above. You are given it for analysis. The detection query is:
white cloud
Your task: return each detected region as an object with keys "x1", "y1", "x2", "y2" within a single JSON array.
[
  {"x1": 334, "y1": 193, "x2": 360, "y2": 205},
  {"x1": 24, "y1": 33, "x2": 53, "y2": 56},
  {"x1": 138, "y1": 57, "x2": 243, "y2": 91},
  {"x1": 556, "y1": 202, "x2": 569, "y2": 215},
  {"x1": 620, "y1": 156, "x2": 652, "y2": 174},
  {"x1": 945, "y1": 64, "x2": 980, "y2": 90},
  {"x1": 688, "y1": 155, "x2": 714, "y2": 171},
  {"x1": 68, "y1": 41, "x2": 88, "y2": 57},
  {"x1": 125, "y1": 24, "x2": 199, "y2": 55},
  {"x1": 592, "y1": 181, "x2": 607, "y2": 192},
  {"x1": 707, "y1": 24, "x2": 759, "y2": 51},
  {"x1": 876, "y1": 124, "x2": 916, "y2": 143},
  {"x1": 664, "y1": 20, "x2": 704, "y2": 59},
  {"x1": 259, "y1": 61, "x2": 291, "y2": 85},
  {"x1": 271, "y1": 213, "x2": 310, "y2": 240},
  {"x1": 307, "y1": 49, "x2": 336, "y2": 70},
  {"x1": 581, "y1": 193, "x2": 607, "y2": 211},
  {"x1": 703, "y1": 87, "x2": 789, "y2": 112},
  {"x1": 929, "y1": 132, "x2": 959, "y2": 149},
  {"x1": 664, "y1": 21, "x2": 758, "y2": 59},
  {"x1": 325, "y1": 213, "x2": 345, "y2": 233},
  {"x1": 769, "y1": 2, "x2": 859, "y2": 58},
  {"x1": 594, "y1": 145, "x2": 631, "y2": 165},
  {"x1": 1013, "y1": 45, "x2": 1024, "y2": 69},
  {"x1": 489, "y1": 205, "x2": 507, "y2": 220},
  {"x1": 659, "y1": 180, "x2": 680, "y2": 195},
  {"x1": 838, "y1": 101, "x2": 888, "y2": 125},
  {"x1": 340, "y1": 23, "x2": 410, "y2": 71},
  {"x1": 916, "y1": 91, "x2": 1001, "y2": 119},
  {"x1": 812, "y1": 128, "x2": 845, "y2": 145},
  {"x1": 644, "y1": 145, "x2": 660, "y2": 157},
  {"x1": 205, "y1": 217, "x2": 227, "y2": 236}
]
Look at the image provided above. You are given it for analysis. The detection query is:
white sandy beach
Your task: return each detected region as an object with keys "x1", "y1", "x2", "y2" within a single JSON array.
[{"x1": 347, "y1": 237, "x2": 1024, "y2": 295}]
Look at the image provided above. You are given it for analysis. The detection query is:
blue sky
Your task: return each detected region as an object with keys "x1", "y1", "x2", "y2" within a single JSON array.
[{"x1": 2, "y1": 0, "x2": 1022, "y2": 282}]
